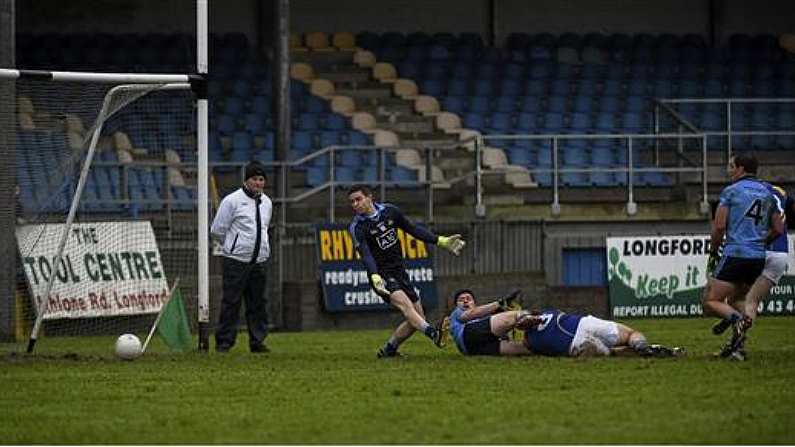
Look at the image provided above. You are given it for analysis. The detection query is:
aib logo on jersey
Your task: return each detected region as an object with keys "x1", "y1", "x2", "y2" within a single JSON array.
[{"x1": 376, "y1": 227, "x2": 398, "y2": 250}]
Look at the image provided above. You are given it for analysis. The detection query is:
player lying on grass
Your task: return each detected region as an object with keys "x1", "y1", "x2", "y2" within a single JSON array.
[{"x1": 447, "y1": 289, "x2": 684, "y2": 358}]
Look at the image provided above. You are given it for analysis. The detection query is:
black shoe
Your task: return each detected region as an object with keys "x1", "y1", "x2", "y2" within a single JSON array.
[
  {"x1": 638, "y1": 344, "x2": 678, "y2": 358},
  {"x1": 712, "y1": 318, "x2": 732, "y2": 335},
  {"x1": 250, "y1": 344, "x2": 270, "y2": 353},
  {"x1": 431, "y1": 317, "x2": 450, "y2": 348},
  {"x1": 376, "y1": 347, "x2": 402, "y2": 358}
]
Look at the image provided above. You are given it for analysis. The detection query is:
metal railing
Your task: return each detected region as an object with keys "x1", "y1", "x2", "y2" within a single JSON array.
[
  {"x1": 479, "y1": 132, "x2": 710, "y2": 216},
  {"x1": 654, "y1": 97, "x2": 795, "y2": 163}
]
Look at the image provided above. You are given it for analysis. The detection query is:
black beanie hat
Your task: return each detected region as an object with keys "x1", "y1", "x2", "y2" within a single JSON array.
[{"x1": 245, "y1": 161, "x2": 267, "y2": 181}]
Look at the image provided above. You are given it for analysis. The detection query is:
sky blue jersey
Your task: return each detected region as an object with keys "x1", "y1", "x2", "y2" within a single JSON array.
[
  {"x1": 449, "y1": 306, "x2": 476, "y2": 355},
  {"x1": 524, "y1": 310, "x2": 582, "y2": 356},
  {"x1": 718, "y1": 176, "x2": 775, "y2": 259},
  {"x1": 766, "y1": 183, "x2": 788, "y2": 253}
]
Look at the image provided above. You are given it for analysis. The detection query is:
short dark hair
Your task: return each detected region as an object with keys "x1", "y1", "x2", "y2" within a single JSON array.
[
  {"x1": 347, "y1": 184, "x2": 373, "y2": 197},
  {"x1": 452, "y1": 289, "x2": 475, "y2": 302},
  {"x1": 732, "y1": 153, "x2": 758, "y2": 174}
]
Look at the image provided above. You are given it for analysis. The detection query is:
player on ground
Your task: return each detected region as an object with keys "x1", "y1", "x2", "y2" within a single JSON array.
[
  {"x1": 347, "y1": 184, "x2": 466, "y2": 358},
  {"x1": 703, "y1": 153, "x2": 784, "y2": 360},
  {"x1": 448, "y1": 289, "x2": 683, "y2": 358}
]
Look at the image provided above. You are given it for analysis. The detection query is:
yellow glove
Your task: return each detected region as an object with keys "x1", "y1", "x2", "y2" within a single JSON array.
[
  {"x1": 370, "y1": 273, "x2": 389, "y2": 296},
  {"x1": 437, "y1": 234, "x2": 466, "y2": 256}
]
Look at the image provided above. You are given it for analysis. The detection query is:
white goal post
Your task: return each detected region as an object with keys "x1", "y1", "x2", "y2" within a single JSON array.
[{"x1": 0, "y1": 68, "x2": 210, "y2": 354}]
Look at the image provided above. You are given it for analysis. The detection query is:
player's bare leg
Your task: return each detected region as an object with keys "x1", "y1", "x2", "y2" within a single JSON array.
[
  {"x1": 614, "y1": 323, "x2": 683, "y2": 357},
  {"x1": 489, "y1": 310, "x2": 527, "y2": 337},
  {"x1": 377, "y1": 301, "x2": 425, "y2": 357},
  {"x1": 744, "y1": 275, "x2": 773, "y2": 321},
  {"x1": 378, "y1": 291, "x2": 445, "y2": 355},
  {"x1": 702, "y1": 278, "x2": 742, "y2": 319}
]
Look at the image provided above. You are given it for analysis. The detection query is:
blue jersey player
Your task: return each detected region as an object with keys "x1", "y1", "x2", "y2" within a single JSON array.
[
  {"x1": 448, "y1": 289, "x2": 683, "y2": 358},
  {"x1": 712, "y1": 183, "x2": 789, "y2": 352},
  {"x1": 704, "y1": 154, "x2": 784, "y2": 360},
  {"x1": 447, "y1": 289, "x2": 534, "y2": 356},
  {"x1": 347, "y1": 185, "x2": 466, "y2": 357}
]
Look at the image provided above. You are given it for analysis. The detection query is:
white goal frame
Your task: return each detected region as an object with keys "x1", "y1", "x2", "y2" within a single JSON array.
[{"x1": 0, "y1": 68, "x2": 210, "y2": 353}]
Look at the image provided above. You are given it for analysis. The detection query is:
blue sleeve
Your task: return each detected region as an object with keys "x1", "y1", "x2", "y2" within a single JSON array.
[
  {"x1": 718, "y1": 185, "x2": 732, "y2": 207},
  {"x1": 389, "y1": 204, "x2": 440, "y2": 244},
  {"x1": 350, "y1": 221, "x2": 378, "y2": 275}
]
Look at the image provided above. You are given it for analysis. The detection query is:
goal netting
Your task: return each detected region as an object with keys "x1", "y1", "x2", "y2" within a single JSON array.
[{"x1": 0, "y1": 70, "x2": 199, "y2": 356}]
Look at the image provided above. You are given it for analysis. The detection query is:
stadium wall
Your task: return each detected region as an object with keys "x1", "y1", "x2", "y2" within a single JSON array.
[{"x1": 13, "y1": 0, "x2": 795, "y2": 48}]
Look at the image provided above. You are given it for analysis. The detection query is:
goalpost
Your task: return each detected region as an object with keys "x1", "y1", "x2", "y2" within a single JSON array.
[
  {"x1": 0, "y1": 1, "x2": 210, "y2": 355},
  {"x1": 0, "y1": 68, "x2": 209, "y2": 355}
]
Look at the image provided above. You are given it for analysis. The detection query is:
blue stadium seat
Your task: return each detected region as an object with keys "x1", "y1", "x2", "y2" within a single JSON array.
[
  {"x1": 506, "y1": 146, "x2": 535, "y2": 166},
  {"x1": 322, "y1": 113, "x2": 347, "y2": 130},
  {"x1": 448, "y1": 79, "x2": 469, "y2": 96},
  {"x1": 515, "y1": 112, "x2": 538, "y2": 132},
  {"x1": 468, "y1": 96, "x2": 490, "y2": 113},
  {"x1": 319, "y1": 131, "x2": 340, "y2": 150},
  {"x1": 442, "y1": 96, "x2": 467, "y2": 114},
  {"x1": 542, "y1": 113, "x2": 564, "y2": 132},
  {"x1": 525, "y1": 80, "x2": 547, "y2": 96},
  {"x1": 520, "y1": 96, "x2": 544, "y2": 113},
  {"x1": 296, "y1": 113, "x2": 320, "y2": 130},
  {"x1": 488, "y1": 112, "x2": 513, "y2": 133},
  {"x1": 494, "y1": 96, "x2": 518, "y2": 113},
  {"x1": 547, "y1": 96, "x2": 567, "y2": 114}
]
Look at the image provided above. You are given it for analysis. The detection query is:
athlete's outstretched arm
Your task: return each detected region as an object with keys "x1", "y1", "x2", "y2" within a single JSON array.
[{"x1": 391, "y1": 206, "x2": 465, "y2": 255}]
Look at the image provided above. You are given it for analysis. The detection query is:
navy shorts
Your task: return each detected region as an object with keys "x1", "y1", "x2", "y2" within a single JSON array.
[
  {"x1": 463, "y1": 317, "x2": 501, "y2": 356},
  {"x1": 714, "y1": 256, "x2": 765, "y2": 286},
  {"x1": 373, "y1": 269, "x2": 420, "y2": 303}
]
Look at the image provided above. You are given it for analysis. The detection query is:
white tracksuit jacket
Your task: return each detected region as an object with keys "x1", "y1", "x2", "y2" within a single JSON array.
[{"x1": 210, "y1": 187, "x2": 273, "y2": 264}]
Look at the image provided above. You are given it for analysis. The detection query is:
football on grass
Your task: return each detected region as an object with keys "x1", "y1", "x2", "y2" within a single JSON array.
[{"x1": 115, "y1": 334, "x2": 142, "y2": 360}]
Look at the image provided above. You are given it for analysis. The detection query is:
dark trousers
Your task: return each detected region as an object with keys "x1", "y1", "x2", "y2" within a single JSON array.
[{"x1": 215, "y1": 257, "x2": 269, "y2": 350}]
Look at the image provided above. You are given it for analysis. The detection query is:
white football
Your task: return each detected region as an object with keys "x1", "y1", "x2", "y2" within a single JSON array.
[{"x1": 115, "y1": 334, "x2": 142, "y2": 360}]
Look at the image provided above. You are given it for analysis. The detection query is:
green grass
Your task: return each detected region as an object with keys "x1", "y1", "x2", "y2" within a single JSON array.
[{"x1": 2, "y1": 316, "x2": 795, "y2": 444}]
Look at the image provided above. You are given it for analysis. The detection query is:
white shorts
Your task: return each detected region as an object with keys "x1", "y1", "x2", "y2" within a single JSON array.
[
  {"x1": 763, "y1": 251, "x2": 789, "y2": 284},
  {"x1": 569, "y1": 315, "x2": 620, "y2": 357}
]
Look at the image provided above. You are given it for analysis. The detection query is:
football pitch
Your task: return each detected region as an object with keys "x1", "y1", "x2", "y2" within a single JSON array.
[{"x1": 2, "y1": 316, "x2": 794, "y2": 444}]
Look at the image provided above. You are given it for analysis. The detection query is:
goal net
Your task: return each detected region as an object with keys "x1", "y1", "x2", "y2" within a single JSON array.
[{"x1": 0, "y1": 70, "x2": 200, "y2": 356}]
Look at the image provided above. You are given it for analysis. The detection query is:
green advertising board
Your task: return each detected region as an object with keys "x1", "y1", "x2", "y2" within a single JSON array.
[{"x1": 607, "y1": 234, "x2": 795, "y2": 318}]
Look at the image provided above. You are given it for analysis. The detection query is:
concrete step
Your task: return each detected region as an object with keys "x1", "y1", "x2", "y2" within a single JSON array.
[
  {"x1": 377, "y1": 117, "x2": 436, "y2": 134},
  {"x1": 335, "y1": 87, "x2": 393, "y2": 99},
  {"x1": 319, "y1": 71, "x2": 371, "y2": 82},
  {"x1": 292, "y1": 51, "x2": 354, "y2": 66}
]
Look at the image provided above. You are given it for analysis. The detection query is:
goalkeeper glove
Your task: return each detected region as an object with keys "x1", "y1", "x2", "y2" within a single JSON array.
[
  {"x1": 370, "y1": 273, "x2": 389, "y2": 296},
  {"x1": 497, "y1": 289, "x2": 522, "y2": 312},
  {"x1": 437, "y1": 234, "x2": 466, "y2": 256}
]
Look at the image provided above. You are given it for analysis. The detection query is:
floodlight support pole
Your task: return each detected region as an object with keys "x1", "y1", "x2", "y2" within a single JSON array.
[{"x1": 196, "y1": 0, "x2": 211, "y2": 352}]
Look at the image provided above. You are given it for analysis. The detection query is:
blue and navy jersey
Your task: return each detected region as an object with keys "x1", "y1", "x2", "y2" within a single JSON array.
[
  {"x1": 349, "y1": 202, "x2": 439, "y2": 275},
  {"x1": 448, "y1": 306, "x2": 471, "y2": 355},
  {"x1": 524, "y1": 310, "x2": 582, "y2": 356},
  {"x1": 718, "y1": 176, "x2": 776, "y2": 259},
  {"x1": 766, "y1": 184, "x2": 788, "y2": 253}
]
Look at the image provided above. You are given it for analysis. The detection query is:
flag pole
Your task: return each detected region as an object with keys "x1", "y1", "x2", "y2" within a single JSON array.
[{"x1": 142, "y1": 278, "x2": 181, "y2": 354}]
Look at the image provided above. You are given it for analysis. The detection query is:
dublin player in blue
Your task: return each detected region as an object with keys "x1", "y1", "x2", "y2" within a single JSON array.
[
  {"x1": 704, "y1": 154, "x2": 784, "y2": 360},
  {"x1": 448, "y1": 289, "x2": 683, "y2": 358},
  {"x1": 348, "y1": 185, "x2": 466, "y2": 358},
  {"x1": 711, "y1": 182, "x2": 789, "y2": 360}
]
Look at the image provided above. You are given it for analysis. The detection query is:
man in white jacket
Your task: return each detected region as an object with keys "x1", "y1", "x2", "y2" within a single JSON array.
[{"x1": 210, "y1": 161, "x2": 273, "y2": 353}]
